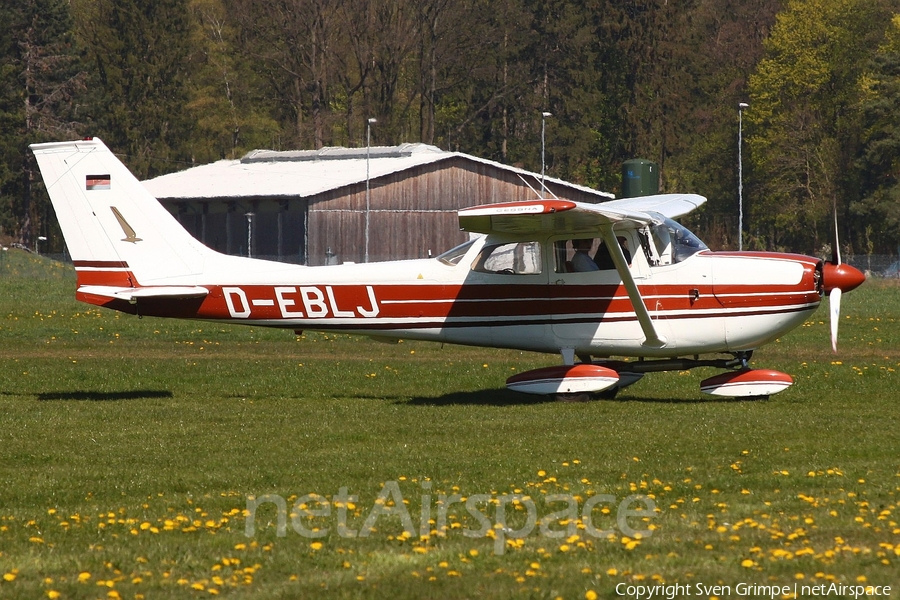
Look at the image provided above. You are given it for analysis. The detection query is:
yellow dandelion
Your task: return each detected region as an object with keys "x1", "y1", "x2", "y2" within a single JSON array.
[
  {"x1": 78, "y1": 572, "x2": 91, "y2": 583},
  {"x1": 2, "y1": 573, "x2": 16, "y2": 582},
  {"x1": 47, "y1": 592, "x2": 61, "y2": 600},
  {"x1": 310, "y1": 542, "x2": 323, "y2": 551},
  {"x1": 586, "y1": 592, "x2": 599, "y2": 600}
]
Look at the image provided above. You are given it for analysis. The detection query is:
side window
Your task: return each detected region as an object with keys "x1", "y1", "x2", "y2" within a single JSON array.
[
  {"x1": 554, "y1": 237, "x2": 632, "y2": 273},
  {"x1": 473, "y1": 241, "x2": 542, "y2": 275},
  {"x1": 649, "y1": 225, "x2": 671, "y2": 266}
]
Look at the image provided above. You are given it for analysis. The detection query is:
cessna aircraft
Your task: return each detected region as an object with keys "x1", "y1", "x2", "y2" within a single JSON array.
[{"x1": 30, "y1": 138, "x2": 865, "y2": 400}]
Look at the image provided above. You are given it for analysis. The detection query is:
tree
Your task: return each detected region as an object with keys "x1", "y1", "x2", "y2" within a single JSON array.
[
  {"x1": 660, "y1": 0, "x2": 781, "y2": 249},
  {"x1": 851, "y1": 15, "x2": 900, "y2": 254},
  {"x1": 227, "y1": 0, "x2": 347, "y2": 149},
  {"x1": 746, "y1": 0, "x2": 894, "y2": 253},
  {"x1": 0, "y1": 0, "x2": 85, "y2": 246},
  {"x1": 185, "y1": 0, "x2": 279, "y2": 161},
  {"x1": 76, "y1": 0, "x2": 196, "y2": 178}
]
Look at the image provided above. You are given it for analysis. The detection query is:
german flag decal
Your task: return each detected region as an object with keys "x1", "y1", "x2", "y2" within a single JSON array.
[{"x1": 86, "y1": 174, "x2": 111, "y2": 190}]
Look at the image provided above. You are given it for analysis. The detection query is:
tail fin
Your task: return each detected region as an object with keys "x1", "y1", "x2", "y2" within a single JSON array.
[{"x1": 30, "y1": 138, "x2": 211, "y2": 287}]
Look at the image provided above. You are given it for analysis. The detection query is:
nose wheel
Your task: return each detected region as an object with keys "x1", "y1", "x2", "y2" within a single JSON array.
[{"x1": 699, "y1": 368, "x2": 793, "y2": 398}]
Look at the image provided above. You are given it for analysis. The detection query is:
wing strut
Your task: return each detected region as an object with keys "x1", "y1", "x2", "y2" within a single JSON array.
[{"x1": 599, "y1": 224, "x2": 667, "y2": 348}]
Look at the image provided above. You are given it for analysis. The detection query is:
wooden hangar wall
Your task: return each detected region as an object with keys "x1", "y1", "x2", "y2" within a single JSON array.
[{"x1": 160, "y1": 156, "x2": 606, "y2": 266}]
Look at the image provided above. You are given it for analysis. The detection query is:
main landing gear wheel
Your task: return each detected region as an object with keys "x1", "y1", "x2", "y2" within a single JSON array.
[
  {"x1": 596, "y1": 386, "x2": 620, "y2": 400},
  {"x1": 553, "y1": 392, "x2": 595, "y2": 403},
  {"x1": 507, "y1": 364, "x2": 620, "y2": 401}
]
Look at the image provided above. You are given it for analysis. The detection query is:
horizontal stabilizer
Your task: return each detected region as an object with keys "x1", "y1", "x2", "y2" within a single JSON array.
[{"x1": 78, "y1": 285, "x2": 209, "y2": 303}]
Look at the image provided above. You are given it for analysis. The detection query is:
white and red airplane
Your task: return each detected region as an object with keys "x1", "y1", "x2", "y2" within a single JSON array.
[{"x1": 31, "y1": 138, "x2": 865, "y2": 400}]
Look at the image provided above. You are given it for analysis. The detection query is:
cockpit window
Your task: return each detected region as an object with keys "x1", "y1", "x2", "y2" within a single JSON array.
[
  {"x1": 649, "y1": 215, "x2": 707, "y2": 264},
  {"x1": 472, "y1": 241, "x2": 542, "y2": 275},
  {"x1": 437, "y1": 240, "x2": 475, "y2": 266}
]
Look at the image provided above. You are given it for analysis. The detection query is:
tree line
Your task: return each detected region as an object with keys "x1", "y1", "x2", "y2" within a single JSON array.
[{"x1": 2, "y1": 0, "x2": 898, "y2": 258}]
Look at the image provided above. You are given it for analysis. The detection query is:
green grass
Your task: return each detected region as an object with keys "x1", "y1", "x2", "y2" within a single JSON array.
[{"x1": 1, "y1": 248, "x2": 898, "y2": 599}]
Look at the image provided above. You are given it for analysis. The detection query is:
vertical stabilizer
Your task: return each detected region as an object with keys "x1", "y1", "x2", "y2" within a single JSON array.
[{"x1": 30, "y1": 138, "x2": 211, "y2": 286}]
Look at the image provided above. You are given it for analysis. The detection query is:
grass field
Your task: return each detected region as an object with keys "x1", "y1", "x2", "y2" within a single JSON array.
[{"x1": 1, "y1": 248, "x2": 898, "y2": 599}]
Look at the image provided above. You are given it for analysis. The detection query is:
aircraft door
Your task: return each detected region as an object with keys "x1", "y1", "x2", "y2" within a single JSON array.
[
  {"x1": 457, "y1": 239, "x2": 551, "y2": 351},
  {"x1": 550, "y1": 234, "x2": 648, "y2": 351}
]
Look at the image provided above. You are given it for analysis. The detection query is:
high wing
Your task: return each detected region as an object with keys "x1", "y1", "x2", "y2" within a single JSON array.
[
  {"x1": 457, "y1": 193, "x2": 706, "y2": 236},
  {"x1": 458, "y1": 194, "x2": 707, "y2": 350}
]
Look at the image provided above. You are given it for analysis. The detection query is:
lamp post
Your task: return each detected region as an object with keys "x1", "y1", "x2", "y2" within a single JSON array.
[
  {"x1": 245, "y1": 213, "x2": 254, "y2": 258},
  {"x1": 365, "y1": 118, "x2": 377, "y2": 263},
  {"x1": 738, "y1": 102, "x2": 749, "y2": 251},
  {"x1": 541, "y1": 112, "x2": 552, "y2": 197}
]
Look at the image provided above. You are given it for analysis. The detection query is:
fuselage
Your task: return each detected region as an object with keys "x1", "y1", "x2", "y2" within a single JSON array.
[{"x1": 74, "y1": 233, "x2": 823, "y2": 359}]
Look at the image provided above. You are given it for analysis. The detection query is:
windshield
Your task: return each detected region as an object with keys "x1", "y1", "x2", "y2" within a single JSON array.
[
  {"x1": 647, "y1": 213, "x2": 707, "y2": 264},
  {"x1": 437, "y1": 240, "x2": 475, "y2": 266},
  {"x1": 662, "y1": 217, "x2": 707, "y2": 262}
]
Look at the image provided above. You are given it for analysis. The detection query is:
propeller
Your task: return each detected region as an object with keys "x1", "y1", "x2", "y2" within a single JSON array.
[
  {"x1": 829, "y1": 287, "x2": 842, "y2": 353},
  {"x1": 822, "y1": 201, "x2": 865, "y2": 352}
]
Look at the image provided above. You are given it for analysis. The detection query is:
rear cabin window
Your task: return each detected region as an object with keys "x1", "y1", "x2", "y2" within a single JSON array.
[{"x1": 472, "y1": 241, "x2": 542, "y2": 275}]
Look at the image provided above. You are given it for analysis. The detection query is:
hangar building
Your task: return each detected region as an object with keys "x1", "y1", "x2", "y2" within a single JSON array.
[{"x1": 142, "y1": 144, "x2": 615, "y2": 266}]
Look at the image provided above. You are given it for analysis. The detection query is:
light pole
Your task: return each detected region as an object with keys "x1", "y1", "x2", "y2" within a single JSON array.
[
  {"x1": 245, "y1": 213, "x2": 254, "y2": 258},
  {"x1": 365, "y1": 118, "x2": 377, "y2": 263},
  {"x1": 738, "y1": 102, "x2": 749, "y2": 251},
  {"x1": 541, "y1": 112, "x2": 552, "y2": 197}
]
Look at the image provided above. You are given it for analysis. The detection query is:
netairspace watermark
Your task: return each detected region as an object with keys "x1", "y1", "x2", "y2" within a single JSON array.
[
  {"x1": 616, "y1": 582, "x2": 892, "y2": 599},
  {"x1": 244, "y1": 480, "x2": 656, "y2": 555}
]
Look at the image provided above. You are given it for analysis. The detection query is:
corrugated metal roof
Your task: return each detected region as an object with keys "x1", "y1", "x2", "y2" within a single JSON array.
[{"x1": 141, "y1": 143, "x2": 615, "y2": 201}]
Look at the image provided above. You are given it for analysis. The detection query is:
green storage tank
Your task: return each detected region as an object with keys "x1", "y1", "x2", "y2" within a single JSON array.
[{"x1": 621, "y1": 158, "x2": 659, "y2": 198}]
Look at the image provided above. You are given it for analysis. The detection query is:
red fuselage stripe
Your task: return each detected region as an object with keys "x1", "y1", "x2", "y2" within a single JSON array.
[{"x1": 72, "y1": 273, "x2": 821, "y2": 327}]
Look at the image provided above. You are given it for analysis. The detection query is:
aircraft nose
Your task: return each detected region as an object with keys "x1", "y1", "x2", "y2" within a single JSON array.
[{"x1": 822, "y1": 261, "x2": 866, "y2": 293}]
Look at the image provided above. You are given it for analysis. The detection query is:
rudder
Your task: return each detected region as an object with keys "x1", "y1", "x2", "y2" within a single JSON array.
[{"x1": 30, "y1": 138, "x2": 211, "y2": 287}]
